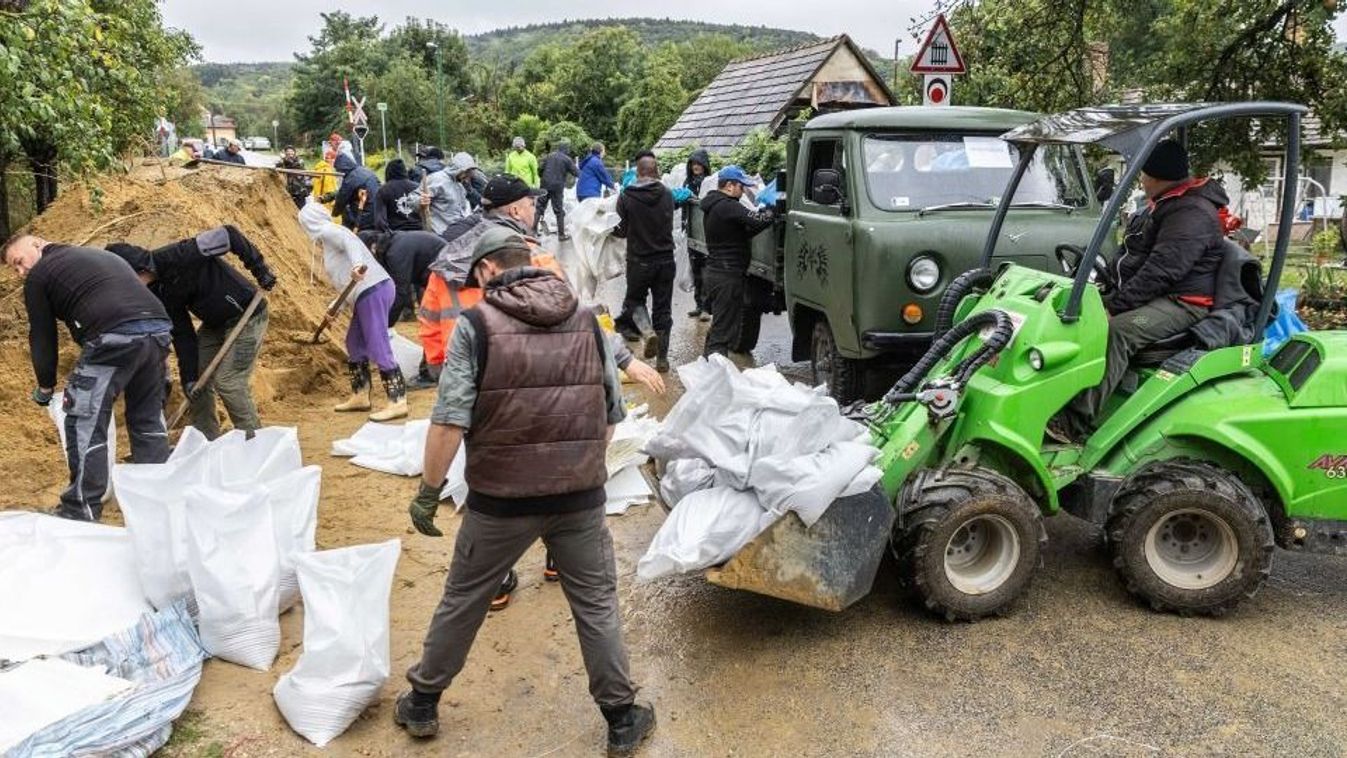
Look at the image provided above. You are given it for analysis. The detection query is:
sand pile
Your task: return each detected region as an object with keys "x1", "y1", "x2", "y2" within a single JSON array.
[{"x1": 0, "y1": 162, "x2": 355, "y2": 508}]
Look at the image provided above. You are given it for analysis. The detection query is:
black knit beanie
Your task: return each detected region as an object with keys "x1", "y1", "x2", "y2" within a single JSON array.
[{"x1": 1141, "y1": 139, "x2": 1190, "y2": 181}]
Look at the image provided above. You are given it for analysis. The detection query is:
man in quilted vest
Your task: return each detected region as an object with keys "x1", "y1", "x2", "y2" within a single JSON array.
[{"x1": 396, "y1": 225, "x2": 656, "y2": 755}]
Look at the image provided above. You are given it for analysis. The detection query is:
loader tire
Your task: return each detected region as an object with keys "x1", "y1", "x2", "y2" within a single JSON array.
[
  {"x1": 1107, "y1": 459, "x2": 1273, "y2": 617},
  {"x1": 895, "y1": 467, "x2": 1045, "y2": 621}
]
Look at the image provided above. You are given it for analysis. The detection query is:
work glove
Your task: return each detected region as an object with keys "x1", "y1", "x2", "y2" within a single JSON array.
[
  {"x1": 183, "y1": 381, "x2": 197, "y2": 400},
  {"x1": 31, "y1": 387, "x2": 53, "y2": 406},
  {"x1": 318, "y1": 192, "x2": 336, "y2": 203},
  {"x1": 256, "y1": 268, "x2": 278, "y2": 291},
  {"x1": 409, "y1": 480, "x2": 444, "y2": 537}
]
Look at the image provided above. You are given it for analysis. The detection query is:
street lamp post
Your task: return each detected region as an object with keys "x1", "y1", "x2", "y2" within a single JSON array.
[
  {"x1": 427, "y1": 41, "x2": 445, "y2": 147},
  {"x1": 377, "y1": 102, "x2": 388, "y2": 155},
  {"x1": 271, "y1": 119, "x2": 279, "y2": 149}
]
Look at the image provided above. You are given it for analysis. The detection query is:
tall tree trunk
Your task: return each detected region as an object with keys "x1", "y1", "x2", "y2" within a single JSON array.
[
  {"x1": 0, "y1": 158, "x2": 10, "y2": 241},
  {"x1": 24, "y1": 142, "x2": 58, "y2": 214}
]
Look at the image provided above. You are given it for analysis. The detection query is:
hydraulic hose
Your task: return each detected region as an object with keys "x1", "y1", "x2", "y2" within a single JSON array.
[
  {"x1": 932, "y1": 268, "x2": 996, "y2": 338},
  {"x1": 884, "y1": 309, "x2": 1002, "y2": 403},
  {"x1": 951, "y1": 309, "x2": 1015, "y2": 386}
]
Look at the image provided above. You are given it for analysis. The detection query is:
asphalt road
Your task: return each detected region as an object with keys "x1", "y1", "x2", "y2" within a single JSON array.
[{"x1": 574, "y1": 238, "x2": 1347, "y2": 757}]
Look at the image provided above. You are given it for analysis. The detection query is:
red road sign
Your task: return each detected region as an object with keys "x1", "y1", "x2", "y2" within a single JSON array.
[{"x1": 910, "y1": 13, "x2": 966, "y2": 75}]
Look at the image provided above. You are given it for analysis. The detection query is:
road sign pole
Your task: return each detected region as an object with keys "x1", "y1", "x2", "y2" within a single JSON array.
[{"x1": 377, "y1": 102, "x2": 388, "y2": 156}]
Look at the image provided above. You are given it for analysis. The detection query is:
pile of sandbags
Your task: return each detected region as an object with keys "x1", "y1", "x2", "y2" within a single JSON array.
[{"x1": 638, "y1": 356, "x2": 881, "y2": 580}]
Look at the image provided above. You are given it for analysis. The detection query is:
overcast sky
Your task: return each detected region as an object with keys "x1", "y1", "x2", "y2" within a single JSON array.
[{"x1": 163, "y1": 0, "x2": 1347, "y2": 64}]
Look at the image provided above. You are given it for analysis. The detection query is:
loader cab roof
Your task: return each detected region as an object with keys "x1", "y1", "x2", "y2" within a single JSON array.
[{"x1": 805, "y1": 106, "x2": 1041, "y2": 133}]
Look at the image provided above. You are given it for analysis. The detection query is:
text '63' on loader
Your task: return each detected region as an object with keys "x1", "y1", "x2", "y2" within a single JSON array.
[{"x1": 704, "y1": 102, "x2": 1347, "y2": 620}]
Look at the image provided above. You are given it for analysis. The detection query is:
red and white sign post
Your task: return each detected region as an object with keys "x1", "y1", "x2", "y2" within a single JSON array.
[{"x1": 910, "y1": 14, "x2": 966, "y2": 107}]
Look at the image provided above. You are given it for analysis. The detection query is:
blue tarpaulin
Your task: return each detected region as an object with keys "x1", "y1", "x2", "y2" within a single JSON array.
[{"x1": 1263, "y1": 289, "x2": 1308, "y2": 356}]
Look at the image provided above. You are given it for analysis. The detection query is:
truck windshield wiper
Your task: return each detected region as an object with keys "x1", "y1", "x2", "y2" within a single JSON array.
[
  {"x1": 918, "y1": 202, "x2": 996, "y2": 216},
  {"x1": 1009, "y1": 201, "x2": 1077, "y2": 212}
]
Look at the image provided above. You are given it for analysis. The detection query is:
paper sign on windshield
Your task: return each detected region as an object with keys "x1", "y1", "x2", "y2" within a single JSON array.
[{"x1": 963, "y1": 137, "x2": 1014, "y2": 169}]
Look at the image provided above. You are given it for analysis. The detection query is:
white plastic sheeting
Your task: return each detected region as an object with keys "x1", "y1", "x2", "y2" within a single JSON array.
[
  {"x1": 183, "y1": 486, "x2": 281, "y2": 671},
  {"x1": 569, "y1": 194, "x2": 626, "y2": 299},
  {"x1": 0, "y1": 513, "x2": 152, "y2": 661},
  {"x1": 0, "y1": 659, "x2": 133, "y2": 753},
  {"x1": 273, "y1": 540, "x2": 401, "y2": 747},
  {"x1": 638, "y1": 356, "x2": 882, "y2": 581}
]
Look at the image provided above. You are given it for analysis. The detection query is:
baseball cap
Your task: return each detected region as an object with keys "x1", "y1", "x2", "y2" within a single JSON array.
[
  {"x1": 480, "y1": 173, "x2": 544, "y2": 209},
  {"x1": 466, "y1": 225, "x2": 532, "y2": 287},
  {"x1": 717, "y1": 165, "x2": 757, "y2": 187}
]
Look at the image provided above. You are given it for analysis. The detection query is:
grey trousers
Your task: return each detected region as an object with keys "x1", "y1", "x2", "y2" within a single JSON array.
[
  {"x1": 190, "y1": 304, "x2": 268, "y2": 439},
  {"x1": 1065, "y1": 295, "x2": 1208, "y2": 430},
  {"x1": 407, "y1": 505, "x2": 637, "y2": 709}
]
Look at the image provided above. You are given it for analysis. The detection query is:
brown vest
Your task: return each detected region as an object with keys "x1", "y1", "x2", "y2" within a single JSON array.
[{"x1": 463, "y1": 279, "x2": 609, "y2": 507}]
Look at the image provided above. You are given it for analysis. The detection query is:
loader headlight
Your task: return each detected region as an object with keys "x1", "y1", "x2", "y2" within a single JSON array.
[
  {"x1": 908, "y1": 256, "x2": 940, "y2": 293},
  {"x1": 1028, "y1": 348, "x2": 1045, "y2": 371}
]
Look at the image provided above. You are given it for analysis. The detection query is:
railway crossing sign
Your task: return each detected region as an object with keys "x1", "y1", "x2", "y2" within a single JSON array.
[
  {"x1": 923, "y1": 75, "x2": 951, "y2": 106},
  {"x1": 910, "y1": 13, "x2": 966, "y2": 74}
]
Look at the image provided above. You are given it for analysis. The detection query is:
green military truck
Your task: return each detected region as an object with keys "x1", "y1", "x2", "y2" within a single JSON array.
[{"x1": 689, "y1": 106, "x2": 1104, "y2": 402}]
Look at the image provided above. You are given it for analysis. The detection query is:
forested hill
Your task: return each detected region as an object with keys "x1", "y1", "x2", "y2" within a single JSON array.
[{"x1": 465, "y1": 18, "x2": 823, "y2": 64}]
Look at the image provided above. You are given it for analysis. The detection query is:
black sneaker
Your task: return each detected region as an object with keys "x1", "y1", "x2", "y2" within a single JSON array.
[
  {"x1": 490, "y1": 569, "x2": 519, "y2": 611},
  {"x1": 641, "y1": 332, "x2": 658, "y2": 359},
  {"x1": 393, "y1": 691, "x2": 439, "y2": 738},
  {"x1": 407, "y1": 372, "x2": 438, "y2": 391},
  {"x1": 604, "y1": 702, "x2": 656, "y2": 757},
  {"x1": 686, "y1": 308, "x2": 702, "y2": 318}
]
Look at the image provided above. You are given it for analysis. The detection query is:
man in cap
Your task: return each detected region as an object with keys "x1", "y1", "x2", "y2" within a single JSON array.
[
  {"x1": 417, "y1": 146, "x2": 471, "y2": 233},
  {"x1": 106, "y1": 227, "x2": 277, "y2": 439},
  {"x1": 699, "y1": 165, "x2": 776, "y2": 358},
  {"x1": 3, "y1": 234, "x2": 173, "y2": 521},
  {"x1": 396, "y1": 224, "x2": 657, "y2": 756},
  {"x1": 1051, "y1": 138, "x2": 1230, "y2": 440},
  {"x1": 504, "y1": 136, "x2": 540, "y2": 189}
]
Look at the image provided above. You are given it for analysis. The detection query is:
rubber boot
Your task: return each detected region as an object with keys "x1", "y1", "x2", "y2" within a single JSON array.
[
  {"x1": 334, "y1": 361, "x2": 372, "y2": 412},
  {"x1": 655, "y1": 330, "x2": 671, "y2": 373},
  {"x1": 370, "y1": 367, "x2": 409, "y2": 421},
  {"x1": 604, "y1": 702, "x2": 656, "y2": 757}
]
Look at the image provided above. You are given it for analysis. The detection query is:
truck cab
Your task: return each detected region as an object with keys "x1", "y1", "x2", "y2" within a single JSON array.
[{"x1": 691, "y1": 106, "x2": 1103, "y2": 402}]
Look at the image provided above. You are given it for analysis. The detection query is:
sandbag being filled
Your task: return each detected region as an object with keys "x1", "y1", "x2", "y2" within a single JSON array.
[{"x1": 273, "y1": 539, "x2": 402, "y2": 746}]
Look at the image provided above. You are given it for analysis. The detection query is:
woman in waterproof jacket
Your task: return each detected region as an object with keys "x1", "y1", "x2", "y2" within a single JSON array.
[
  {"x1": 682, "y1": 149, "x2": 712, "y2": 319},
  {"x1": 576, "y1": 143, "x2": 616, "y2": 201}
]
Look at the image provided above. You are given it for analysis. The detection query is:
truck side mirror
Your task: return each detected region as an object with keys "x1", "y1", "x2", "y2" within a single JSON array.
[
  {"x1": 812, "y1": 168, "x2": 843, "y2": 206},
  {"x1": 1094, "y1": 167, "x2": 1116, "y2": 203}
]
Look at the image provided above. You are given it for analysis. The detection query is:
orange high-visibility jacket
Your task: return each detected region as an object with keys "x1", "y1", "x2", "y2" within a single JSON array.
[{"x1": 417, "y1": 248, "x2": 563, "y2": 367}]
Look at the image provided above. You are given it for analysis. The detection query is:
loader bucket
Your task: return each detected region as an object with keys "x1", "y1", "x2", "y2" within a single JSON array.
[{"x1": 705, "y1": 485, "x2": 894, "y2": 611}]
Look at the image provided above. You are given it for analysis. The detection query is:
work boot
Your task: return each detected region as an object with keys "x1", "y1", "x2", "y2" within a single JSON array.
[
  {"x1": 543, "y1": 553, "x2": 559, "y2": 582},
  {"x1": 370, "y1": 368, "x2": 409, "y2": 421},
  {"x1": 334, "y1": 361, "x2": 371, "y2": 412},
  {"x1": 603, "y1": 702, "x2": 656, "y2": 757},
  {"x1": 393, "y1": 690, "x2": 440, "y2": 738},
  {"x1": 655, "y1": 330, "x2": 671, "y2": 373},
  {"x1": 490, "y1": 569, "x2": 519, "y2": 612}
]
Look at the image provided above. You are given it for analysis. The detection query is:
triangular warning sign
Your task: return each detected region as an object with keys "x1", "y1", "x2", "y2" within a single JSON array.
[{"x1": 910, "y1": 13, "x2": 966, "y2": 74}]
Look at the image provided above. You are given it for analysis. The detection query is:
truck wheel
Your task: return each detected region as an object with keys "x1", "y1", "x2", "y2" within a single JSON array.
[
  {"x1": 1107, "y1": 459, "x2": 1273, "y2": 616},
  {"x1": 810, "y1": 320, "x2": 863, "y2": 403},
  {"x1": 896, "y1": 467, "x2": 1045, "y2": 621}
]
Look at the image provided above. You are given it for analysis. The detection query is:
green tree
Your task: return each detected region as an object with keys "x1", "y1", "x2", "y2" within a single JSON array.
[
  {"x1": 540, "y1": 120, "x2": 594, "y2": 155},
  {"x1": 0, "y1": 0, "x2": 197, "y2": 231},
  {"x1": 509, "y1": 114, "x2": 549, "y2": 150},
  {"x1": 287, "y1": 12, "x2": 387, "y2": 142},
  {"x1": 163, "y1": 67, "x2": 207, "y2": 139},
  {"x1": 616, "y1": 44, "x2": 689, "y2": 158},
  {"x1": 386, "y1": 16, "x2": 469, "y2": 94},
  {"x1": 368, "y1": 56, "x2": 439, "y2": 146},
  {"x1": 727, "y1": 128, "x2": 788, "y2": 178},
  {"x1": 497, "y1": 43, "x2": 568, "y2": 122},
  {"x1": 673, "y1": 34, "x2": 744, "y2": 94},
  {"x1": 550, "y1": 26, "x2": 643, "y2": 145}
]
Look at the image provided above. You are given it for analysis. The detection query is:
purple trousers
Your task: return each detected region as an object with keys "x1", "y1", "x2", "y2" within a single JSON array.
[{"x1": 347, "y1": 279, "x2": 398, "y2": 372}]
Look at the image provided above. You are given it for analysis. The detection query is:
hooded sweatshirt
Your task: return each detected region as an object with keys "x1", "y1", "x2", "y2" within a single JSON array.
[
  {"x1": 700, "y1": 190, "x2": 776, "y2": 273},
  {"x1": 332, "y1": 153, "x2": 381, "y2": 231},
  {"x1": 374, "y1": 159, "x2": 424, "y2": 232},
  {"x1": 540, "y1": 146, "x2": 579, "y2": 189},
  {"x1": 683, "y1": 149, "x2": 712, "y2": 196},
  {"x1": 615, "y1": 178, "x2": 675, "y2": 260},
  {"x1": 421, "y1": 156, "x2": 470, "y2": 233},
  {"x1": 1108, "y1": 178, "x2": 1231, "y2": 313},
  {"x1": 453, "y1": 152, "x2": 489, "y2": 209},
  {"x1": 298, "y1": 201, "x2": 390, "y2": 300}
]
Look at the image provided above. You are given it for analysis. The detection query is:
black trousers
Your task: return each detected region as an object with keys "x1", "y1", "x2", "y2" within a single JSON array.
[
  {"x1": 616, "y1": 256, "x2": 675, "y2": 336},
  {"x1": 689, "y1": 251, "x2": 707, "y2": 311},
  {"x1": 735, "y1": 276, "x2": 774, "y2": 353},
  {"x1": 703, "y1": 268, "x2": 745, "y2": 357},
  {"x1": 537, "y1": 185, "x2": 565, "y2": 232},
  {"x1": 60, "y1": 330, "x2": 171, "y2": 521}
]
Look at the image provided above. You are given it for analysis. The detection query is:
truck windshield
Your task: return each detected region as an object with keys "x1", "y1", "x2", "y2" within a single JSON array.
[{"x1": 863, "y1": 134, "x2": 1090, "y2": 212}]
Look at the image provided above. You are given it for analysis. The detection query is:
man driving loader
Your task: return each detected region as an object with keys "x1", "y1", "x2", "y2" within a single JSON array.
[{"x1": 1050, "y1": 139, "x2": 1230, "y2": 442}]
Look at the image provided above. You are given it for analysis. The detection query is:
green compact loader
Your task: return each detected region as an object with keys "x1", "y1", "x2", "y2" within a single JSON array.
[{"x1": 705, "y1": 102, "x2": 1347, "y2": 619}]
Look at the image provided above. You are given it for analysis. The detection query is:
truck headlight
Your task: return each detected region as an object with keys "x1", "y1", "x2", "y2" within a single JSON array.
[{"x1": 908, "y1": 256, "x2": 940, "y2": 293}]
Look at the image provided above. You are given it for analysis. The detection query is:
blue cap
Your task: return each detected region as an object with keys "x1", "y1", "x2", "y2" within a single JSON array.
[{"x1": 717, "y1": 165, "x2": 757, "y2": 187}]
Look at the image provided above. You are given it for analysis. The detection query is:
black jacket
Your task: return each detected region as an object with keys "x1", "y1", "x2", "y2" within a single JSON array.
[
  {"x1": 540, "y1": 149, "x2": 579, "y2": 189},
  {"x1": 107, "y1": 226, "x2": 273, "y2": 385},
  {"x1": 374, "y1": 162, "x2": 424, "y2": 232},
  {"x1": 700, "y1": 190, "x2": 775, "y2": 273},
  {"x1": 23, "y1": 244, "x2": 169, "y2": 388},
  {"x1": 216, "y1": 149, "x2": 246, "y2": 165},
  {"x1": 333, "y1": 153, "x2": 381, "y2": 230},
  {"x1": 1108, "y1": 179, "x2": 1230, "y2": 313},
  {"x1": 615, "y1": 179, "x2": 675, "y2": 259},
  {"x1": 382, "y1": 230, "x2": 444, "y2": 323},
  {"x1": 279, "y1": 155, "x2": 310, "y2": 198}
]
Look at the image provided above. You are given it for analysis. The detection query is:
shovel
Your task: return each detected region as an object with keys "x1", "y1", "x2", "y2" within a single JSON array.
[
  {"x1": 294, "y1": 265, "x2": 366, "y2": 345},
  {"x1": 167, "y1": 291, "x2": 266, "y2": 429}
]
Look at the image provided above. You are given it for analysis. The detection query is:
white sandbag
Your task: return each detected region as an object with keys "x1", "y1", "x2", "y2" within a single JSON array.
[
  {"x1": 266, "y1": 466, "x2": 322, "y2": 613},
  {"x1": 48, "y1": 396, "x2": 116, "y2": 502},
  {"x1": 0, "y1": 658, "x2": 133, "y2": 752},
  {"x1": 658, "y1": 458, "x2": 715, "y2": 508},
  {"x1": 169, "y1": 425, "x2": 210, "y2": 461},
  {"x1": 331, "y1": 419, "x2": 429, "y2": 476},
  {"x1": 606, "y1": 465, "x2": 653, "y2": 516},
  {"x1": 0, "y1": 513, "x2": 152, "y2": 661},
  {"x1": 203, "y1": 427, "x2": 303, "y2": 486},
  {"x1": 751, "y1": 441, "x2": 880, "y2": 527},
  {"x1": 570, "y1": 195, "x2": 626, "y2": 299},
  {"x1": 273, "y1": 539, "x2": 401, "y2": 747},
  {"x1": 439, "y1": 445, "x2": 468, "y2": 507},
  {"x1": 389, "y1": 329, "x2": 422, "y2": 380},
  {"x1": 183, "y1": 485, "x2": 280, "y2": 670},
  {"x1": 606, "y1": 407, "x2": 659, "y2": 476},
  {"x1": 636, "y1": 487, "x2": 774, "y2": 581}
]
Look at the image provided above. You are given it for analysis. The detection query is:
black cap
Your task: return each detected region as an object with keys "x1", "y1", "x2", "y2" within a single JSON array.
[
  {"x1": 417, "y1": 146, "x2": 444, "y2": 160},
  {"x1": 1141, "y1": 138, "x2": 1190, "y2": 182},
  {"x1": 480, "y1": 173, "x2": 544, "y2": 209}
]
